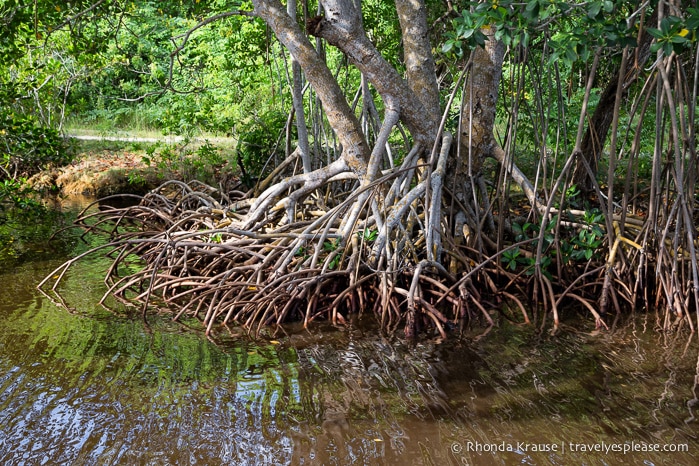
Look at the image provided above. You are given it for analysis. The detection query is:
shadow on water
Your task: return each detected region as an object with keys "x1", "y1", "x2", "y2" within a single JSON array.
[{"x1": 0, "y1": 201, "x2": 698, "y2": 465}]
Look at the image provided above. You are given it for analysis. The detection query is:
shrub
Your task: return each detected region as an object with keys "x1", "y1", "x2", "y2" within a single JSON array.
[{"x1": 0, "y1": 110, "x2": 71, "y2": 180}]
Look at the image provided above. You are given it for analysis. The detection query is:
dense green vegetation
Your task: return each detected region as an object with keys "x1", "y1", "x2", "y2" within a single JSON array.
[
  {"x1": 4, "y1": 1, "x2": 694, "y2": 177},
  {"x1": 3, "y1": 1, "x2": 699, "y2": 336}
]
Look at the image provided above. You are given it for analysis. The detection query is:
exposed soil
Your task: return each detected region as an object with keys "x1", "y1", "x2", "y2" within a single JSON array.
[
  {"x1": 27, "y1": 133, "x2": 237, "y2": 197},
  {"x1": 29, "y1": 148, "x2": 159, "y2": 197}
]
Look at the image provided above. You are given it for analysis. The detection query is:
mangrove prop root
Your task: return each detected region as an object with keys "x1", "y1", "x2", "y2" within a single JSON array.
[
  {"x1": 38, "y1": 177, "x2": 664, "y2": 337},
  {"x1": 38, "y1": 181, "x2": 485, "y2": 336}
]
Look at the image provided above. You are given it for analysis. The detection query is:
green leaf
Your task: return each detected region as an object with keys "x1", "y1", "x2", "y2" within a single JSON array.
[
  {"x1": 646, "y1": 27, "x2": 664, "y2": 39},
  {"x1": 587, "y1": 2, "x2": 602, "y2": 19},
  {"x1": 663, "y1": 42, "x2": 673, "y2": 56},
  {"x1": 659, "y1": 17, "x2": 672, "y2": 34},
  {"x1": 523, "y1": 0, "x2": 539, "y2": 21},
  {"x1": 687, "y1": 8, "x2": 699, "y2": 30},
  {"x1": 525, "y1": 0, "x2": 539, "y2": 12},
  {"x1": 671, "y1": 34, "x2": 688, "y2": 44}
]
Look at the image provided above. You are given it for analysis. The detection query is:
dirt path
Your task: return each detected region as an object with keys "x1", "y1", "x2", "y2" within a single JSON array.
[
  {"x1": 69, "y1": 134, "x2": 182, "y2": 143},
  {"x1": 66, "y1": 133, "x2": 236, "y2": 145}
]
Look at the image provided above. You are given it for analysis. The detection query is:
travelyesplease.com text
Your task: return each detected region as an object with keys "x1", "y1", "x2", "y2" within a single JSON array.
[{"x1": 451, "y1": 440, "x2": 689, "y2": 455}]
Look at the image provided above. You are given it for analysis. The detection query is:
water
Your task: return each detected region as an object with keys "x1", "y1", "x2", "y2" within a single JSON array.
[{"x1": 0, "y1": 203, "x2": 697, "y2": 465}]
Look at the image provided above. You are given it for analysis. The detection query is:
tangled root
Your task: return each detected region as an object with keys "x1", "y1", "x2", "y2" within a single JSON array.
[
  {"x1": 41, "y1": 180, "x2": 506, "y2": 338},
  {"x1": 41, "y1": 172, "x2": 659, "y2": 337}
]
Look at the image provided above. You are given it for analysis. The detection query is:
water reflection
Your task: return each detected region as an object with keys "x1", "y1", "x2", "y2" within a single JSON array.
[
  {"x1": 1, "y1": 267, "x2": 295, "y2": 465},
  {"x1": 0, "y1": 208, "x2": 698, "y2": 464}
]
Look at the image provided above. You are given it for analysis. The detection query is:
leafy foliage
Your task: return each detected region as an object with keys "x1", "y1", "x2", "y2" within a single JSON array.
[
  {"x1": 444, "y1": 1, "x2": 638, "y2": 65},
  {"x1": 235, "y1": 109, "x2": 287, "y2": 181},
  {"x1": 647, "y1": 11, "x2": 699, "y2": 56},
  {"x1": 0, "y1": 110, "x2": 70, "y2": 179},
  {"x1": 140, "y1": 140, "x2": 234, "y2": 185}
]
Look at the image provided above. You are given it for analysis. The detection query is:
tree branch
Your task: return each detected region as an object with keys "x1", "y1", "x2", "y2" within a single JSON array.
[
  {"x1": 170, "y1": 11, "x2": 251, "y2": 58},
  {"x1": 253, "y1": 0, "x2": 370, "y2": 177},
  {"x1": 309, "y1": 0, "x2": 438, "y2": 146},
  {"x1": 48, "y1": 0, "x2": 108, "y2": 33}
]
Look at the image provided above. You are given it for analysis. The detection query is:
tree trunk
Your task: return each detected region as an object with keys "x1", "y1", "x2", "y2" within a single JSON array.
[
  {"x1": 450, "y1": 27, "x2": 505, "y2": 236},
  {"x1": 395, "y1": 0, "x2": 441, "y2": 120},
  {"x1": 308, "y1": 0, "x2": 439, "y2": 147},
  {"x1": 287, "y1": 0, "x2": 312, "y2": 174},
  {"x1": 571, "y1": 11, "x2": 656, "y2": 194},
  {"x1": 252, "y1": 0, "x2": 370, "y2": 177}
]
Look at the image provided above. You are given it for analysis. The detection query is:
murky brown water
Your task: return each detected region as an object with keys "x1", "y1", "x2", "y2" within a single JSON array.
[{"x1": 1, "y1": 204, "x2": 698, "y2": 465}]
